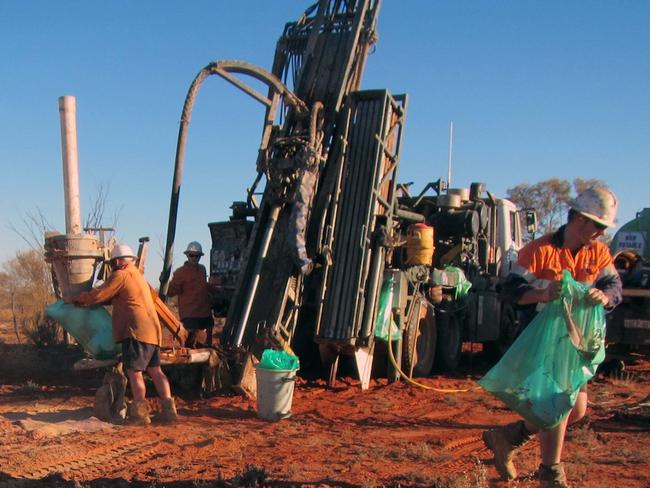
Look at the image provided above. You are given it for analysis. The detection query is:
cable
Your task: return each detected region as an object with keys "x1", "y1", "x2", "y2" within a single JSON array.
[{"x1": 385, "y1": 310, "x2": 480, "y2": 394}]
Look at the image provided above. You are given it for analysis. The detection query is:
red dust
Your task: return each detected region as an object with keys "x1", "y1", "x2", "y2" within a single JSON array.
[{"x1": 1, "y1": 323, "x2": 649, "y2": 487}]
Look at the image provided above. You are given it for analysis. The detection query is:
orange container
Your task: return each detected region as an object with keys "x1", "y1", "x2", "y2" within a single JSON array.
[{"x1": 406, "y1": 223, "x2": 434, "y2": 265}]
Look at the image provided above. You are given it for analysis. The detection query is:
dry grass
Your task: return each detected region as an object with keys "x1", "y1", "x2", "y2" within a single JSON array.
[
  {"x1": 231, "y1": 464, "x2": 268, "y2": 487},
  {"x1": 14, "y1": 380, "x2": 41, "y2": 394},
  {"x1": 386, "y1": 440, "x2": 453, "y2": 464},
  {"x1": 23, "y1": 313, "x2": 62, "y2": 347},
  {"x1": 472, "y1": 394, "x2": 494, "y2": 409},
  {"x1": 391, "y1": 459, "x2": 488, "y2": 488},
  {"x1": 568, "y1": 416, "x2": 650, "y2": 473},
  {"x1": 386, "y1": 453, "x2": 487, "y2": 488},
  {"x1": 442, "y1": 394, "x2": 460, "y2": 407},
  {"x1": 609, "y1": 369, "x2": 637, "y2": 387},
  {"x1": 566, "y1": 423, "x2": 601, "y2": 451},
  {"x1": 191, "y1": 481, "x2": 213, "y2": 488},
  {"x1": 599, "y1": 447, "x2": 650, "y2": 466},
  {"x1": 451, "y1": 458, "x2": 488, "y2": 488}
]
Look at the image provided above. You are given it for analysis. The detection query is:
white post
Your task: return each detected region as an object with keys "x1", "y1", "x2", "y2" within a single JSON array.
[
  {"x1": 447, "y1": 121, "x2": 454, "y2": 189},
  {"x1": 59, "y1": 95, "x2": 82, "y2": 235}
]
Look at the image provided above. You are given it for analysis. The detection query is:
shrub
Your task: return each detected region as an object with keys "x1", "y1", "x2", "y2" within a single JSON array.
[{"x1": 23, "y1": 312, "x2": 62, "y2": 347}]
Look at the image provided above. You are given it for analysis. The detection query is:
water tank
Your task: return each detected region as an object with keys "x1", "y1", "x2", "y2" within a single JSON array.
[{"x1": 611, "y1": 208, "x2": 650, "y2": 261}]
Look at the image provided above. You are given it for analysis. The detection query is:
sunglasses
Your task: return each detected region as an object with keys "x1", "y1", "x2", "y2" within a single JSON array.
[
  {"x1": 590, "y1": 219, "x2": 607, "y2": 231},
  {"x1": 187, "y1": 253, "x2": 201, "y2": 258}
]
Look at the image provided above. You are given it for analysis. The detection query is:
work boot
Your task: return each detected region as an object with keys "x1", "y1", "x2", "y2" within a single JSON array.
[
  {"x1": 127, "y1": 400, "x2": 151, "y2": 425},
  {"x1": 538, "y1": 463, "x2": 569, "y2": 488},
  {"x1": 482, "y1": 420, "x2": 533, "y2": 480},
  {"x1": 158, "y1": 397, "x2": 178, "y2": 423}
]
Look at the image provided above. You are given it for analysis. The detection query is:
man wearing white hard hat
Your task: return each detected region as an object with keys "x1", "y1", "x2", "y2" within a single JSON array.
[
  {"x1": 167, "y1": 241, "x2": 214, "y2": 347},
  {"x1": 482, "y1": 187, "x2": 622, "y2": 487},
  {"x1": 72, "y1": 243, "x2": 177, "y2": 425}
]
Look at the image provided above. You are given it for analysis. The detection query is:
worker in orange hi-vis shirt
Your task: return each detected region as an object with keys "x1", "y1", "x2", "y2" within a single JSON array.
[{"x1": 482, "y1": 187, "x2": 622, "y2": 488}]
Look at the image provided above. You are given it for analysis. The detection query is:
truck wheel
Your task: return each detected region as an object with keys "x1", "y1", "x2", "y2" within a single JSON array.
[
  {"x1": 484, "y1": 303, "x2": 521, "y2": 359},
  {"x1": 499, "y1": 303, "x2": 520, "y2": 354},
  {"x1": 435, "y1": 311, "x2": 462, "y2": 371},
  {"x1": 402, "y1": 293, "x2": 437, "y2": 377}
]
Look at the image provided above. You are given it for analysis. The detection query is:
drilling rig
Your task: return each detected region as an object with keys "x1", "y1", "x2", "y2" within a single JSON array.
[
  {"x1": 159, "y1": 0, "x2": 402, "y2": 388},
  {"x1": 158, "y1": 0, "x2": 535, "y2": 391}
]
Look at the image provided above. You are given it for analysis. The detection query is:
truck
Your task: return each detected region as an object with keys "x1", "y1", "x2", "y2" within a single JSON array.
[
  {"x1": 155, "y1": 0, "x2": 537, "y2": 391},
  {"x1": 203, "y1": 180, "x2": 535, "y2": 383},
  {"x1": 394, "y1": 183, "x2": 537, "y2": 375},
  {"x1": 608, "y1": 208, "x2": 650, "y2": 348}
]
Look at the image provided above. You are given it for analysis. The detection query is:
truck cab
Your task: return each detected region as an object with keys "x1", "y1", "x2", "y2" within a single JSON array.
[{"x1": 496, "y1": 198, "x2": 524, "y2": 278}]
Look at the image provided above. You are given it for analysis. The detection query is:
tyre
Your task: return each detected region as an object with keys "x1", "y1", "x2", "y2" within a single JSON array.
[
  {"x1": 402, "y1": 293, "x2": 437, "y2": 377},
  {"x1": 485, "y1": 303, "x2": 520, "y2": 359},
  {"x1": 434, "y1": 309, "x2": 461, "y2": 371}
]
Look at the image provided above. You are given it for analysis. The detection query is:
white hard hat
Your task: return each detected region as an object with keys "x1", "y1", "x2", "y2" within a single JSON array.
[
  {"x1": 568, "y1": 187, "x2": 618, "y2": 228},
  {"x1": 184, "y1": 241, "x2": 204, "y2": 256},
  {"x1": 110, "y1": 244, "x2": 137, "y2": 261}
]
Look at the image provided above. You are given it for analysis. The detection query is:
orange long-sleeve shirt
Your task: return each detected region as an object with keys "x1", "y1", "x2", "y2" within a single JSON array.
[
  {"x1": 76, "y1": 263, "x2": 162, "y2": 346},
  {"x1": 167, "y1": 262, "x2": 212, "y2": 319},
  {"x1": 514, "y1": 230, "x2": 615, "y2": 284}
]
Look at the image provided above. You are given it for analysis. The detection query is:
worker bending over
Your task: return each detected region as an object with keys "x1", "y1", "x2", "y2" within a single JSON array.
[{"x1": 71, "y1": 244, "x2": 178, "y2": 425}]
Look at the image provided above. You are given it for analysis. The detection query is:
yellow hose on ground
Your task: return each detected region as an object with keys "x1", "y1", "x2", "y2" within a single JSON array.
[{"x1": 386, "y1": 314, "x2": 480, "y2": 394}]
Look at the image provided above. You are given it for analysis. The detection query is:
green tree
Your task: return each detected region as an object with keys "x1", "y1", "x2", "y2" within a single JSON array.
[
  {"x1": 573, "y1": 178, "x2": 608, "y2": 195},
  {"x1": 2, "y1": 184, "x2": 118, "y2": 344},
  {"x1": 507, "y1": 178, "x2": 571, "y2": 235},
  {"x1": 507, "y1": 178, "x2": 610, "y2": 237},
  {"x1": 0, "y1": 250, "x2": 55, "y2": 343}
]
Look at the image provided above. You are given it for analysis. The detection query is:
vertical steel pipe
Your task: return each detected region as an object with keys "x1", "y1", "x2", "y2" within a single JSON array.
[
  {"x1": 58, "y1": 95, "x2": 82, "y2": 235},
  {"x1": 46, "y1": 96, "x2": 102, "y2": 303},
  {"x1": 233, "y1": 204, "x2": 281, "y2": 347}
]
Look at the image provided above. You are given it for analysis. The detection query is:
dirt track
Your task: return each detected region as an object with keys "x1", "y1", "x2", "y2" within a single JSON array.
[{"x1": 1, "y1": 330, "x2": 649, "y2": 487}]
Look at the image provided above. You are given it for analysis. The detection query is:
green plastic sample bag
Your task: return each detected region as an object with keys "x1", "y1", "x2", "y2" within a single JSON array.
[
  {"x1": 258, "y1": 349, "x2": 300, "y2": 371},
  {"x1": 431, "y1": 266, "x2": 472, "y2": 299},
  {"x1": 46, "y1": 300, "x2": 120, "y2": 359},
  {"x1": 374, "y1": 275, "x2": 400, "y2": 341},
  {"x1": 478, "y1": 270, "x2": 606, "y2": 429}
]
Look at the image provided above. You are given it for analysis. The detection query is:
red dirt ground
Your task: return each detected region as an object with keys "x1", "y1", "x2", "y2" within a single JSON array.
[{"x1": 1, "y1": 323, "x2": 649, "y2": 488}]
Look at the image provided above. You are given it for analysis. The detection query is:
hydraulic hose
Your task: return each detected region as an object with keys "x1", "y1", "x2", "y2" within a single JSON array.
[
  {"x1": 159, "y1": 65, "x2": 213, "y2": 299},
  {"x1": 158, "y1": 60, "x2": 306, "y2": 298},
  {"x1": 386, "y1": 314, "x2": 479, "y2": 394}
]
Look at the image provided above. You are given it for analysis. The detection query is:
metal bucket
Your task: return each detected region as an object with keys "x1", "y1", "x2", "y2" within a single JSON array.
[{"x1": 255, "y1": 366, "x2": 298, "y2": 421}]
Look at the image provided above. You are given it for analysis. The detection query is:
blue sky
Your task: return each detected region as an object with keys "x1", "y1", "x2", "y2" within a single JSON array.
[{"x1": 1, "y1": 1, "x2": 648, "y2": 284}]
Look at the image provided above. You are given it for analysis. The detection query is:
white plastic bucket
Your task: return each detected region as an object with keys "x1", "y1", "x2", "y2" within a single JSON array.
[{"x1": 255, "y1": 367, "x2": 298, "y2": 421}]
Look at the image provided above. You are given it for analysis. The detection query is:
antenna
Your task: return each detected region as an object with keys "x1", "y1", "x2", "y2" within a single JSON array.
[{"x1": 447, "y1": 121, "x2": 454, "y2": 189}]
